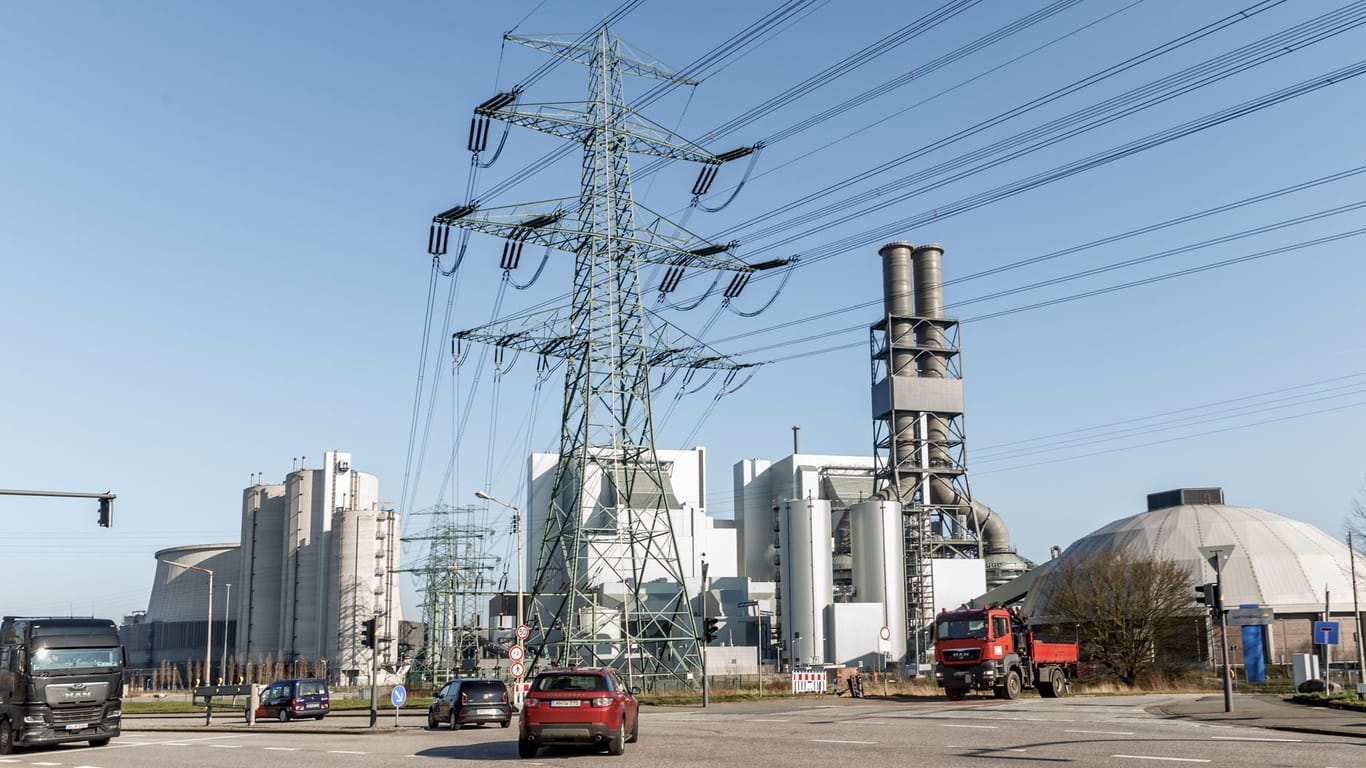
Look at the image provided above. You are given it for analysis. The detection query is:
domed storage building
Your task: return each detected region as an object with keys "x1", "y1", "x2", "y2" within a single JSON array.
[{"x1": 1022, "y1": 488, "x2": 1364, "y2": 670}]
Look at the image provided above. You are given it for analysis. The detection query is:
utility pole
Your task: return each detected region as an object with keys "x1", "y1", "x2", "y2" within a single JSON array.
[
  {"x1": 701, "y1": 559, "x2": 710, "y2": 708},
  {"x1": 431, "y1": 25, "x2": 782, "y2": 686},
  {"x1": 1349, "y1": 531, "x2": 1365, "y2": 687},
  {"x1": 0, "y1": 488, "x2": 116, "y2": 526}
]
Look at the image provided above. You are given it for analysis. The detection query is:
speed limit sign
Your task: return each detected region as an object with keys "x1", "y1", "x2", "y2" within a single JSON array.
[
  {"x1": 879, "y1": 625, "x2": 891, "y2": 641},
  {"x1": 509, "y1": 644, "x2": 525, "y2": 663},
  {"x1": 510, "y1": 661, "x2": 525, "y2": 679},
  {"x1": 516, "y1": 624, "x2": 530, "y2": 641}
]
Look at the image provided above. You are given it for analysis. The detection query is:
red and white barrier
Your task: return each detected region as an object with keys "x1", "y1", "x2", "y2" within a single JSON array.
[{"x1": 790, "y1": 668, "x2": 827, "y2": 694}]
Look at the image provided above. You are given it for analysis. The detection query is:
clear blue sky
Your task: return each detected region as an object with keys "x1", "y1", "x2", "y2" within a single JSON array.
[{"x1": 4, "y1": 0, "x2": 1365, "y2": 621}]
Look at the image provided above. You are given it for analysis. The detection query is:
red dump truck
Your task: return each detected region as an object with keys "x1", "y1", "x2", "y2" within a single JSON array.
[{"x1": 933, "y1": 607, "x2": 1077, "y2": 700}]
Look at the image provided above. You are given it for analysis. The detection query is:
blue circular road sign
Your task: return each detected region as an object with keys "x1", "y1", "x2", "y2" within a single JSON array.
[{"x1": 391, "y1": 684, "x2": 408, "y2": 708}]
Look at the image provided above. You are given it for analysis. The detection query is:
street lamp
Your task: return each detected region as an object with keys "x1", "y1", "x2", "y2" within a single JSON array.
[
  {"x1": 221, "y1": 583, "x2": 231, "y2": 684},
  {"x1": 476, "y1": 491, "x2": 523, "y2": 639},
  {"x1": 159, "y1": 559, "x2": 213, "y2": 687}
]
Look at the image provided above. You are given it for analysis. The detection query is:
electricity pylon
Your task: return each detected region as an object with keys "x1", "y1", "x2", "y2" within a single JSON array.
[
  {"x1": 401, "y1": 504, "x2": 497, "y2": 683},
  {"x1": 431, "y1": 27, "x2": 780, "y2": 688}
]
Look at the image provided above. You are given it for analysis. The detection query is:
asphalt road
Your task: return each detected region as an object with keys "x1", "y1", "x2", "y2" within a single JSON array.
[{"x1": 6, "y1": 695, "x2": 1361, "y2": 767}]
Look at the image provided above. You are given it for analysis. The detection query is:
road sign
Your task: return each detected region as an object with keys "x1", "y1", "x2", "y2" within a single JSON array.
[
  {"x1": 879, "y1": 625, "x2": 891, "y2": 641},
  {"x1": 516, "y1": 624, "x2": 530, "y2": 641},
  {"x1": 391, "y1": 684, "x2": 407, "y2": 708},
  {"x1": 509, "y1": 644, "x2": 525, "y2": 663},
  {"x1": 1313, "y1": 621, "x2": 1340, "y2": 645},
  {"x1": 1226, "y1": 606, "x2": 1275, "y2": 626},
  {"x1": 510, "y1": 661, "x2": 525, "y2": 679},
  {"x1": 1198, "y1": 544, "x2": 1235, "y2": 573}
]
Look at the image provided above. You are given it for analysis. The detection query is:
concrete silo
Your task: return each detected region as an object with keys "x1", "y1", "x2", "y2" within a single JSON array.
[
  {"x1": 237, "y1": 483, "x2": 286, "y2": 662},
  {"x1": 778, "y1": 498, "x2": 832, "y2": 666}
]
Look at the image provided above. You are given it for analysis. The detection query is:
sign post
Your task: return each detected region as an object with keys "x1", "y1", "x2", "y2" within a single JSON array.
[
  {"x1": 390, "y1": 684, "x2": 407, "y2": 729},
  {"x1": 1198, "y1": 544, "x2": 1236, "y2": 713}
]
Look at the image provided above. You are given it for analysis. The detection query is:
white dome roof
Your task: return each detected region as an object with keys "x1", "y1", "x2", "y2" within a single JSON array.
[{"x1": 1024, "y1": 502, "x2": 1361, "y2": 615}]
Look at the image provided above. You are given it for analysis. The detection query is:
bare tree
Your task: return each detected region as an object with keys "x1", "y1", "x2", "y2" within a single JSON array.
[
  {"x1": 1346, "y1": 475, "x2": 1366, "y2": 547},
  {"x1": 1042, "y1": 547, "x2": 1196, "y2": 687}
]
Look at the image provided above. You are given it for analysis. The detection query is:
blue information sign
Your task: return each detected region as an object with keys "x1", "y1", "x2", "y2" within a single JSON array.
[
  {"x1": 391, "y1": 684, "x2": 408, "y2": 708},
  {"x1": 1312, "y1": 621, "x2": 1339, "y2": 645}
]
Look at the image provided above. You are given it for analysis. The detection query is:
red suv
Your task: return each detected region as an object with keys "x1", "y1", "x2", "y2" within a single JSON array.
[{"x1": 517, "y1": 668, "x2": 640, "y2": 758}]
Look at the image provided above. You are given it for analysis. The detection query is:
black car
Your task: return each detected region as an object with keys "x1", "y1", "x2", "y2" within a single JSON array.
[
  {"x1": 248, "y1": 678, "x2": 330, "y2": 722},
  {"x1": 427, "y1": 678, "x2": 513, "y2": 729}
]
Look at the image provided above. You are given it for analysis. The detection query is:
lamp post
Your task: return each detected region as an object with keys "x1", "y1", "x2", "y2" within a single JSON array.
[
  {"x1": 221, "y1": 583, "x2": 231, "y2": 684},
  {"x1": 475, "y1": 491, "x2": 523, "y2": 641},
  {"x1": 159, "y1": 559, "x2": 213, "y2": 689}
]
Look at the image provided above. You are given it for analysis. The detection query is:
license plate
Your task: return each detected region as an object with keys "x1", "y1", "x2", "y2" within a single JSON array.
[
  {"x1": 477, "y1": 708, "x2": 500, "y2": 716},
  {"x1": 305, "y1": 703, "x2": 320, "y2": 709},
  {"x1": 549, "y1": 700, "x2": 580, "y2": 708},
  {"x1": 65, "y1": 723, "x2": 90, "y2": 731}
]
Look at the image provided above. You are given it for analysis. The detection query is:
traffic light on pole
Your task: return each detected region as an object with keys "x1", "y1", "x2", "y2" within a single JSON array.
[
  {"x1": 361, "y1": 617, "x2": 376, "y2": 648},
  {"x1": 703, "y1": 617, "x2": 719, "y2": 643},
  {"x1": 97, "y1": 496, "x2": 113, "y2": 528},
  {"x1": 1195, "y1": 583, "x2": 1222, "y2": 613}
]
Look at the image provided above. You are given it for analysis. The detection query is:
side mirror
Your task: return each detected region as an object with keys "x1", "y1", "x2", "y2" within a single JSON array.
[{"x1": 629, "y1": 686, "x2": 640, "y2": 696}]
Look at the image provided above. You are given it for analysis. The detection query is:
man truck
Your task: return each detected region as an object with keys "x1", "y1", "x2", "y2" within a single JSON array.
[
  {"x1": 933, "y1": 606, "x2": 1078, "y2": 700},
  {"x1": 0, "y1": 616, "x2": 125, "y2": 753}
]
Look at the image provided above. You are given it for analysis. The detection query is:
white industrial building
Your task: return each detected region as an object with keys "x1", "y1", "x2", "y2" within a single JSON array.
[{"x1": 129, "y1": 451, "x2": 404, "y2": 685}]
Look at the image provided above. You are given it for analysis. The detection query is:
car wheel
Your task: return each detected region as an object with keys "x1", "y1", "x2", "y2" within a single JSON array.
[
  {"x1": 606, "y1": 717, "x2": 626, "y2": 756},
  {"x1": 518, "y1": 738, "x2": 538, "y2": 759},
  {"x1": 500, "y1": 719, "x2": 511, "y2": 728},
  {"x1": 277, "y1": 708, "x2": 290, "y2": 723},
  {"x1": 627, "y1": 713, "x2": 638, "y2": 743},
  {"x1": 0, "y1": 719, "x2": 15, "y2": 755},
  {"x1": 88, "y1": 737, "x2": 111, "y2": 747},
  {"x1": 450, "y1": 712, "x2": 459, "y2": 730}
]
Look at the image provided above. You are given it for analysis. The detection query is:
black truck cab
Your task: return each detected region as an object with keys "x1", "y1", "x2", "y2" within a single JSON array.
[{"x1": 0, "y1": 616, "x2": 125, "y2": 753}]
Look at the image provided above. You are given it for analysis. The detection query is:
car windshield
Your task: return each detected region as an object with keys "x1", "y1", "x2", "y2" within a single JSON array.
[
  {"x1": 31, "y1": 646, "x2": 120, "y2": 672},
  {"x1": 533, "y1": 674, "x2": 609, "y2": 692},
  {"x1": 936, "y1": 616, "x2": 988, "y2": 640}
]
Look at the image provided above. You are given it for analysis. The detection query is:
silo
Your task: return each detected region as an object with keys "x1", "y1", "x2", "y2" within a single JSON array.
[
  {"x1": 282, "y1": 468, "x2": 323, "y2": 661},
  {"x1": 779, "y1": 498, "x2": 832, "y2": 666},
  {"x1": 735, "y1": 458, "x2": 774, "y2": 581},
  {"x1": 332, "y1": 506, "x2": 377, "y2": 672},
  {"x1": 849, "y1": 499, "x2": 906, "y2": 660},
  {"x1": 238, "y1": 483, "x2": 286, "y2": 661}
]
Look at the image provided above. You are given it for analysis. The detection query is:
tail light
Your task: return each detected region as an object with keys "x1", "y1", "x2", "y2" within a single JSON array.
[
  {"x1": 523, "y1": 698, "x2": 540, "y2": 708},
  {"x1": 501, "y1": 691, "x2": 509, "y2": 703},
  {"x1": 591, "y1": 696, "x2": 612, "y2": 707},
  {"x1": 461, "y1": 691, "x2": 468, "y2": 704}
]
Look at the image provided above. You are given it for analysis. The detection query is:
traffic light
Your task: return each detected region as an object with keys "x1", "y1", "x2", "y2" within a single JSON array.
[
  {"x1": 361, "y1": 617, "x2": 376, "y2": 648},
  {"x1": 703, "y1": 617, "x2": 719, "y2": 643},
  {"x1": 1195, "y1": 583, "x2": 1222, "y2": 613},
  {"x1": 97, "y1": 496, "x2": 113, "y2": 528}
]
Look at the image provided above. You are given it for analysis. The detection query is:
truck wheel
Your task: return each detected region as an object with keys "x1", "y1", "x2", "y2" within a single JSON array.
[
  {"x1": 1003, "y1": 670, "x2": 1022, "y2": 700},
  {"x1": 944, "y1": 687, "x2": 968, "y2": 701},
  {"x1": 1050, "y1": 668, "x2": 1068, "y2": 697},
  {"x1": 0, "y1": 719, "x2": 14, "y2": 755}
]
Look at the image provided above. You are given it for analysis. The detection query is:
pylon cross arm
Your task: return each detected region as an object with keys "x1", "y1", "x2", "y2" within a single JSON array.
[{"x1": 476, "y1": 101, "x2": 716, "y2": 164}]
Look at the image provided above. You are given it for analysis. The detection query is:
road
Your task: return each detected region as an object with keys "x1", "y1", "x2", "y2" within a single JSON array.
[{"x1": 4, "y1": 695, "x2": 1360, "y2": 767}]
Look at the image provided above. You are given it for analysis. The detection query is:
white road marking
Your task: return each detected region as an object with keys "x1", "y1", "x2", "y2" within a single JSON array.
[
  {"x1": 264, "y1": 747, "x2": 300, "y2": 751},
  {"x1": 1066, "y1": 729, "x2": 1135, "y2": 735},
  {"x1": 210, "y1": 743, "x2": 242, "y2": 748},
  {"x1": 1209, "y1": 736, "x2": 1301, "y2": 742},
  {"x1": 33, "y1": 763, "x2": 63, "y2": 766},
  {"x1": 941, "y1": 723, "x2": 997, "y2": 729},
  {"x1": 1113, "y1": 756, "x2": 1210, "y2": 763},
  {"x1": 329, "y1": 750, "x2": 369, "y2": 754},
  {"x1": 111, "y1": 734, "x2": 242, "y2": 747},
  {"x1": 811, "y1": 739, "x2": 877, "y2": 745}
]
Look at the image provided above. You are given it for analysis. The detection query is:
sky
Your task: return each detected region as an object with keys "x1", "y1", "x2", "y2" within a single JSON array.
[{"x1": 4, "y1": 0, "x2": 1366, "y2": 623}]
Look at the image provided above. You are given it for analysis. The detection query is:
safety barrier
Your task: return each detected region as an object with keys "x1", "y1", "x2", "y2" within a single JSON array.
[
  {"x1": 791, "y1": 668, "x2": 827, "y2": 694},
  {"x1": 514, "y1": 680, "x2": 531, "y2": 708}
]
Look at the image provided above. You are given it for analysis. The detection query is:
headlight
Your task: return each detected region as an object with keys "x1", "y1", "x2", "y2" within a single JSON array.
[
  {"x1": 24, "y1": 714, "x2": 45, "y2": 724},
  {"x1": 108, "y1": 710, "x2": 122, "y2": 719}
]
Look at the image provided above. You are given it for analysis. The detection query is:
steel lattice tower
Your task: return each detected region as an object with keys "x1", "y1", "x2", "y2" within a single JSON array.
[
  {"x1": 431, "y1": 27, "x2": 777, "y2": 688},
  {"x1": 402, "y1": 504, "x2": 498, "y2": 682}
]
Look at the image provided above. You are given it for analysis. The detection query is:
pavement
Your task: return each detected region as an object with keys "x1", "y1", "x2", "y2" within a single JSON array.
[{"x1": 1151, "y1": 693, "x2": 1366, "y2": 739}]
